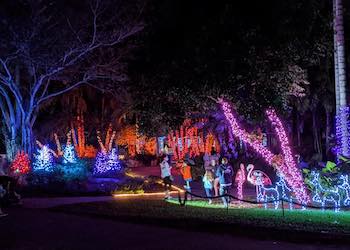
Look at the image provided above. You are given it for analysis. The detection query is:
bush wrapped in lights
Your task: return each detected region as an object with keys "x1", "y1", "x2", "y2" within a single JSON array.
[
  {"x1": 56, "y1": 144, "x2": 88, "y2": 181},
  {"x1": 63, "y1": 145, "x2": 77, "y2": 164},
  {"x1": 33, "y1": 145, "x2": 54, "y2": 172},
  {"x1": 10, "y1": 151, "x2": 31, "y2": 175},
  {"x1": 93, "y1": 148, "x2": 123, "y2": 176}
]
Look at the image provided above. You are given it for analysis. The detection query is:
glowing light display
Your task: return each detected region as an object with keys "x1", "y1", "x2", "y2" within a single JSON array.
[
  {"x1": 220, "y1": 100, "x2": 309, "y2": 204},
  {"x1": 10, "y1": 151, "x2": 31, "y2": 175},
  {"x1": 266, "y1": 109, "x2": 309, "y2": 205},
  {"x1": 63, "y1": 145, "x2": 77, "y2": 164},
  {"x1": 339, "y1": 175, "x2": 350, "y2": 206},
  {"x1": 235, "y1": 163, "x2": 246, "y2": 200},
  {"x1": 33, "y1": 145, "x2": 54, "y2": 171},
  {"x1": 335, "y1": 107, "x2": 350, "y2": 158},
  {"x1": 93, "y1": 148, "x2": 122, "y2": 174},
  {"x1": 309, "y1": 171, "x2": 340, "y2": 211}
]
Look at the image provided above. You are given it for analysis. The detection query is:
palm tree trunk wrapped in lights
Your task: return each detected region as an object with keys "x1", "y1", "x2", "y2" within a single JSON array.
[{"x1": 334, "y1": 0, "x2": 349, "y2": 157}]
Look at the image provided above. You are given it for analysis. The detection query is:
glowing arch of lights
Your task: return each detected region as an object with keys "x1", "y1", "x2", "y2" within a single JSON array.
[{"x1": 220, "y1": 100, "x2": 309, "y2": 204}]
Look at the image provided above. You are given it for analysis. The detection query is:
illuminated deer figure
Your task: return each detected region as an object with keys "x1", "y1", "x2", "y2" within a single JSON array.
[
  {"x1": 255, "y1": 173, "x2": 279, "y2": 210},
  {"x1": 310, "y1": 171, "x2": 340, "y2": 211},
  {"x1": 339, "y1": 175, "x2": 350, "y2": 206}
]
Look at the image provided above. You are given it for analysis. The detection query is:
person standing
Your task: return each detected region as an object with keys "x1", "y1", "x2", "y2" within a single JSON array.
[
  {"x1": 180, "y1": 160, "x2": 192, "y2": 193},
  {"x1": 216, "y1": 157, "x2": 233, "y2": 207},
  {"x1": 203, "y1": 170, "x2": 214, "y2": 204},
  {"x1": 160, "y1": 155, "x2": 172, "y2": 199},
  {"x1": 0, "y1": 184, "x2": 7, "y2": 217},
  {"x1": 211, "y1": 159, "x2": 220, "y2": 197}
]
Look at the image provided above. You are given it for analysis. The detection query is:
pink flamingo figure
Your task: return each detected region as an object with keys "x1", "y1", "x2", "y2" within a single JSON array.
[
  {"x1": 246, "y1": 164, "x2": 272, "y2": 202},
  {"x1": 235, "y1": 163, "x2": 246, "y2": 200}
]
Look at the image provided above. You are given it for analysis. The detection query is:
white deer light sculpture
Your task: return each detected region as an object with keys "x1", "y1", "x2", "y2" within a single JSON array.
[{"x1": 310, "y1": 171, "x2": 341, "y2": 212}]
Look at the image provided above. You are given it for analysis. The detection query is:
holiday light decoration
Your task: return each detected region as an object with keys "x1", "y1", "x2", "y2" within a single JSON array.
[
  {"x1": 246, "y1": 164, "x2": 272, "y2": 202},
  {"x1": 275, "y1": 173, "x2": 294, "y2": 210},
  {"x1": 93, "y1": 148, "x2": 122, "y2": 174},
  {"x1": 255, "y1": 175, "x2": 280, "y2": 209},
  {"x1": 105, "y1": 124, "x2": 113, "y2": 150},
  {"x1": 266, "y1": 109, "x2": 309, "y2": 205},
  {"x1": 54, "y1": 133, "x2": 63, "y2": 156},
  {"x1": 335, "y1": 107, "x2": 350, "y2": 159},
  {"x1": 309, "y1": 171, "x2": 340, "y2": 211},
  {"x1": 166, "y1": 120, "x2": 220, "y2": 161},
  {"x1": 36, "y1": 140, "x2": 58, "y2": 158},
  {"x1": 97, "y1": 131, "x2": 107, "y2": 153},
  {"x1": 63, "y1": 145, "x2": 77, "y2": 164},
  {"x1": 339, "y1": 175, "x2": 350, "y2": 206},
  {"x1": 220, "y1": 100, "x2": 309, "y2": 204},
  {"x1": 33, "y1": 145, "x2": 54, "y2": 171},
  {"x1": 10, "y1": 151, "x2": 31, "y2": 175},
  {"x1": 235, "y1": 163, "x2": 246, "y2": 200}
]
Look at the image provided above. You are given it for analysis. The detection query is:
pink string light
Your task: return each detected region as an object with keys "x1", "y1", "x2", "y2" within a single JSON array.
[
  {"x1": 220, "y1": 100, "x2": 309, "y2": 204},
  {"x1": 266, "y1": 109, "x2": 309, "y2": 204}
]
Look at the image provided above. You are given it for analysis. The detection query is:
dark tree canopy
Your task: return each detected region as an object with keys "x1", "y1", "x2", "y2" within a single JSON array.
[{"x1": 131, "y1": 0, "x2": 334, "y2": 136}]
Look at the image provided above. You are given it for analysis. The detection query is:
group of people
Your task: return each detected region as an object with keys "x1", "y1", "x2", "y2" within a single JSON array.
[
  {"x1": 159, "y1": 149, "x2": 234, "y2": 206},
  {"x1": 202, "y1": 157, "x2": 233, "y2": 206}
]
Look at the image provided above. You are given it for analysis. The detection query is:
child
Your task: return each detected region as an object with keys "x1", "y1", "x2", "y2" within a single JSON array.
[
  {"x1": 160, "y1": 155, "x2": 172, "y2": 199},
  {"x1": 180, "y1": 160, "x2": 192, "y2": 193},
  {"x1": 203, "y1": 170, "x2": 214, "y2": 204}
]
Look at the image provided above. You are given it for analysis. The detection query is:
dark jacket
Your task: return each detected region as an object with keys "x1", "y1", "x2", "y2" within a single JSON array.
[{"x1": 216, "y1": 164, "x2": 233, "y2": 186}]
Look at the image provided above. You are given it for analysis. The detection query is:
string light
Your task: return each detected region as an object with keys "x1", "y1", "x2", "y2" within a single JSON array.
[
  {"x1": 63, "y1": 145, "x2": 77, "y2": 164},
  {"x1": 10, "y1": 151, "x2": 31, "y2": 175},
  {"x1": 220, "y1": 100, "x2": 309, "y2": 205},
  {"x1": 335, "y1": 107, "x2": 350, "y2": 159},
  {"x1": 33, "y1": 145, "x2": 54, "y2": 171},
  {"x1": 266, "y1": 109, "x2": 309, "y2": 205},
  {"x1": 309, "y1": 171, "x2": 340, "y2": 212},
  {"x1": 93, "y1": 148, "x2": 122, "y2": 174},
  {"x1": 235, "y1": 164, "x2": 246, "y2": 200},
  {"x1": 339, "y1": 175, "x2": 350, "y2": 206},
  {"x1": 255, "y1": 175, "x2": 280, "y2": 209}
]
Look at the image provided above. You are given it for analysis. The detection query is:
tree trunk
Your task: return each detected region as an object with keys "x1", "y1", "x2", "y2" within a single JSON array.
[
  {"x1": 296, "y1": 113, "x2": 301, "y2": 147},
  {"x1": 334, "y1": 0, "x2": 349, "y2": 156},
  {"x1": 312, "y1": 111, "x2": 322, "y2": 155},
  {"x1": 334, "y1": 0, "x2": 340, "y2": 114},
  {"x1": 325, "y1": 110, "x2": 331, "y2": 155}
]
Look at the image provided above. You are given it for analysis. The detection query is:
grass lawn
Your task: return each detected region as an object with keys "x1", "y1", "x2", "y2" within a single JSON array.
[{"x1": 51, "y1": 198, "x2": 350, "y2": 243}]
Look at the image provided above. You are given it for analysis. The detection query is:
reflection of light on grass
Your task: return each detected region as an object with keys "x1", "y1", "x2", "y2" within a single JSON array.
[
  {"x1": 113, "y1": 190, "x2": 183, "y2": 198},
  {"x1": 166, "y1": 199, "x2": 259, "y2": 209},
  {"x1": 167, "y1": 199, "x2": 350, "y2": 223},
  {"x1": 125, "y1": 172, "x2": 185, "y2": 193}
]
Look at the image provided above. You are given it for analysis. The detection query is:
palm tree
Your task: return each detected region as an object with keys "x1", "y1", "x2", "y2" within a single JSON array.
[{"x1": 334, "y1": 0, "x2": 349, "y2": 156}]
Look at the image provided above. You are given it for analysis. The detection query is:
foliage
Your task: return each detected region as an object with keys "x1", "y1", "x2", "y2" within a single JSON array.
[
  {"x1": 0, "y1": 0, "x2": 144, "y2": 157},
  {"x1": 10, "y1": 151, "x2": 31, "y2": 175},
  {"x1": 93, "y1": 148, "x2": 123, "y2": 176},
  {"x1": 33, "y1": 146, "x2": 54, "y2": 172},
  {"x1": 56, "y1": 159, "x2": 89, "y2": 182},
  {"x1": 132, "y1": 0, "x2": 332, "y2": 136}
]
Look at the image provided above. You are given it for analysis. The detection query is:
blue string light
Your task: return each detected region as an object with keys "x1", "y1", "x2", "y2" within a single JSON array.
[{"x1": 33, "y1": 145, "x2": 54, "y2": 172}]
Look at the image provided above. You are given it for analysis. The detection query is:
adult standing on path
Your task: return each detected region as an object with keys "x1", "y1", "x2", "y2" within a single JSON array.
[
  {"x1": 216, "y1": 157, "x2": 234, "y2": 207},
  {"x1": 160, "y1": 155, "x2": 173, "y2": 199}
]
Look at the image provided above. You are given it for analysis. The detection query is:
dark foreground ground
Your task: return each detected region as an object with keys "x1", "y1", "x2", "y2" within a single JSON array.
[{"x1": 0, "y1": 206, "x2": 346, "y2": 250}]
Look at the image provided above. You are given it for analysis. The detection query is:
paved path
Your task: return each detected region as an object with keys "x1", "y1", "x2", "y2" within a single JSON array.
[
  {"x1": 23, "y1": 196, "x2": 114, "y2": 209},
  {"x1": 1, "y1": 207, "x2": 343, "y2": 250}
]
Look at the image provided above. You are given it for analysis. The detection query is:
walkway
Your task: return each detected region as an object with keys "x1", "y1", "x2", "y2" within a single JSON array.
[{"x1": 23, "y1": 196, "x2": 114, "y2": 209}]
